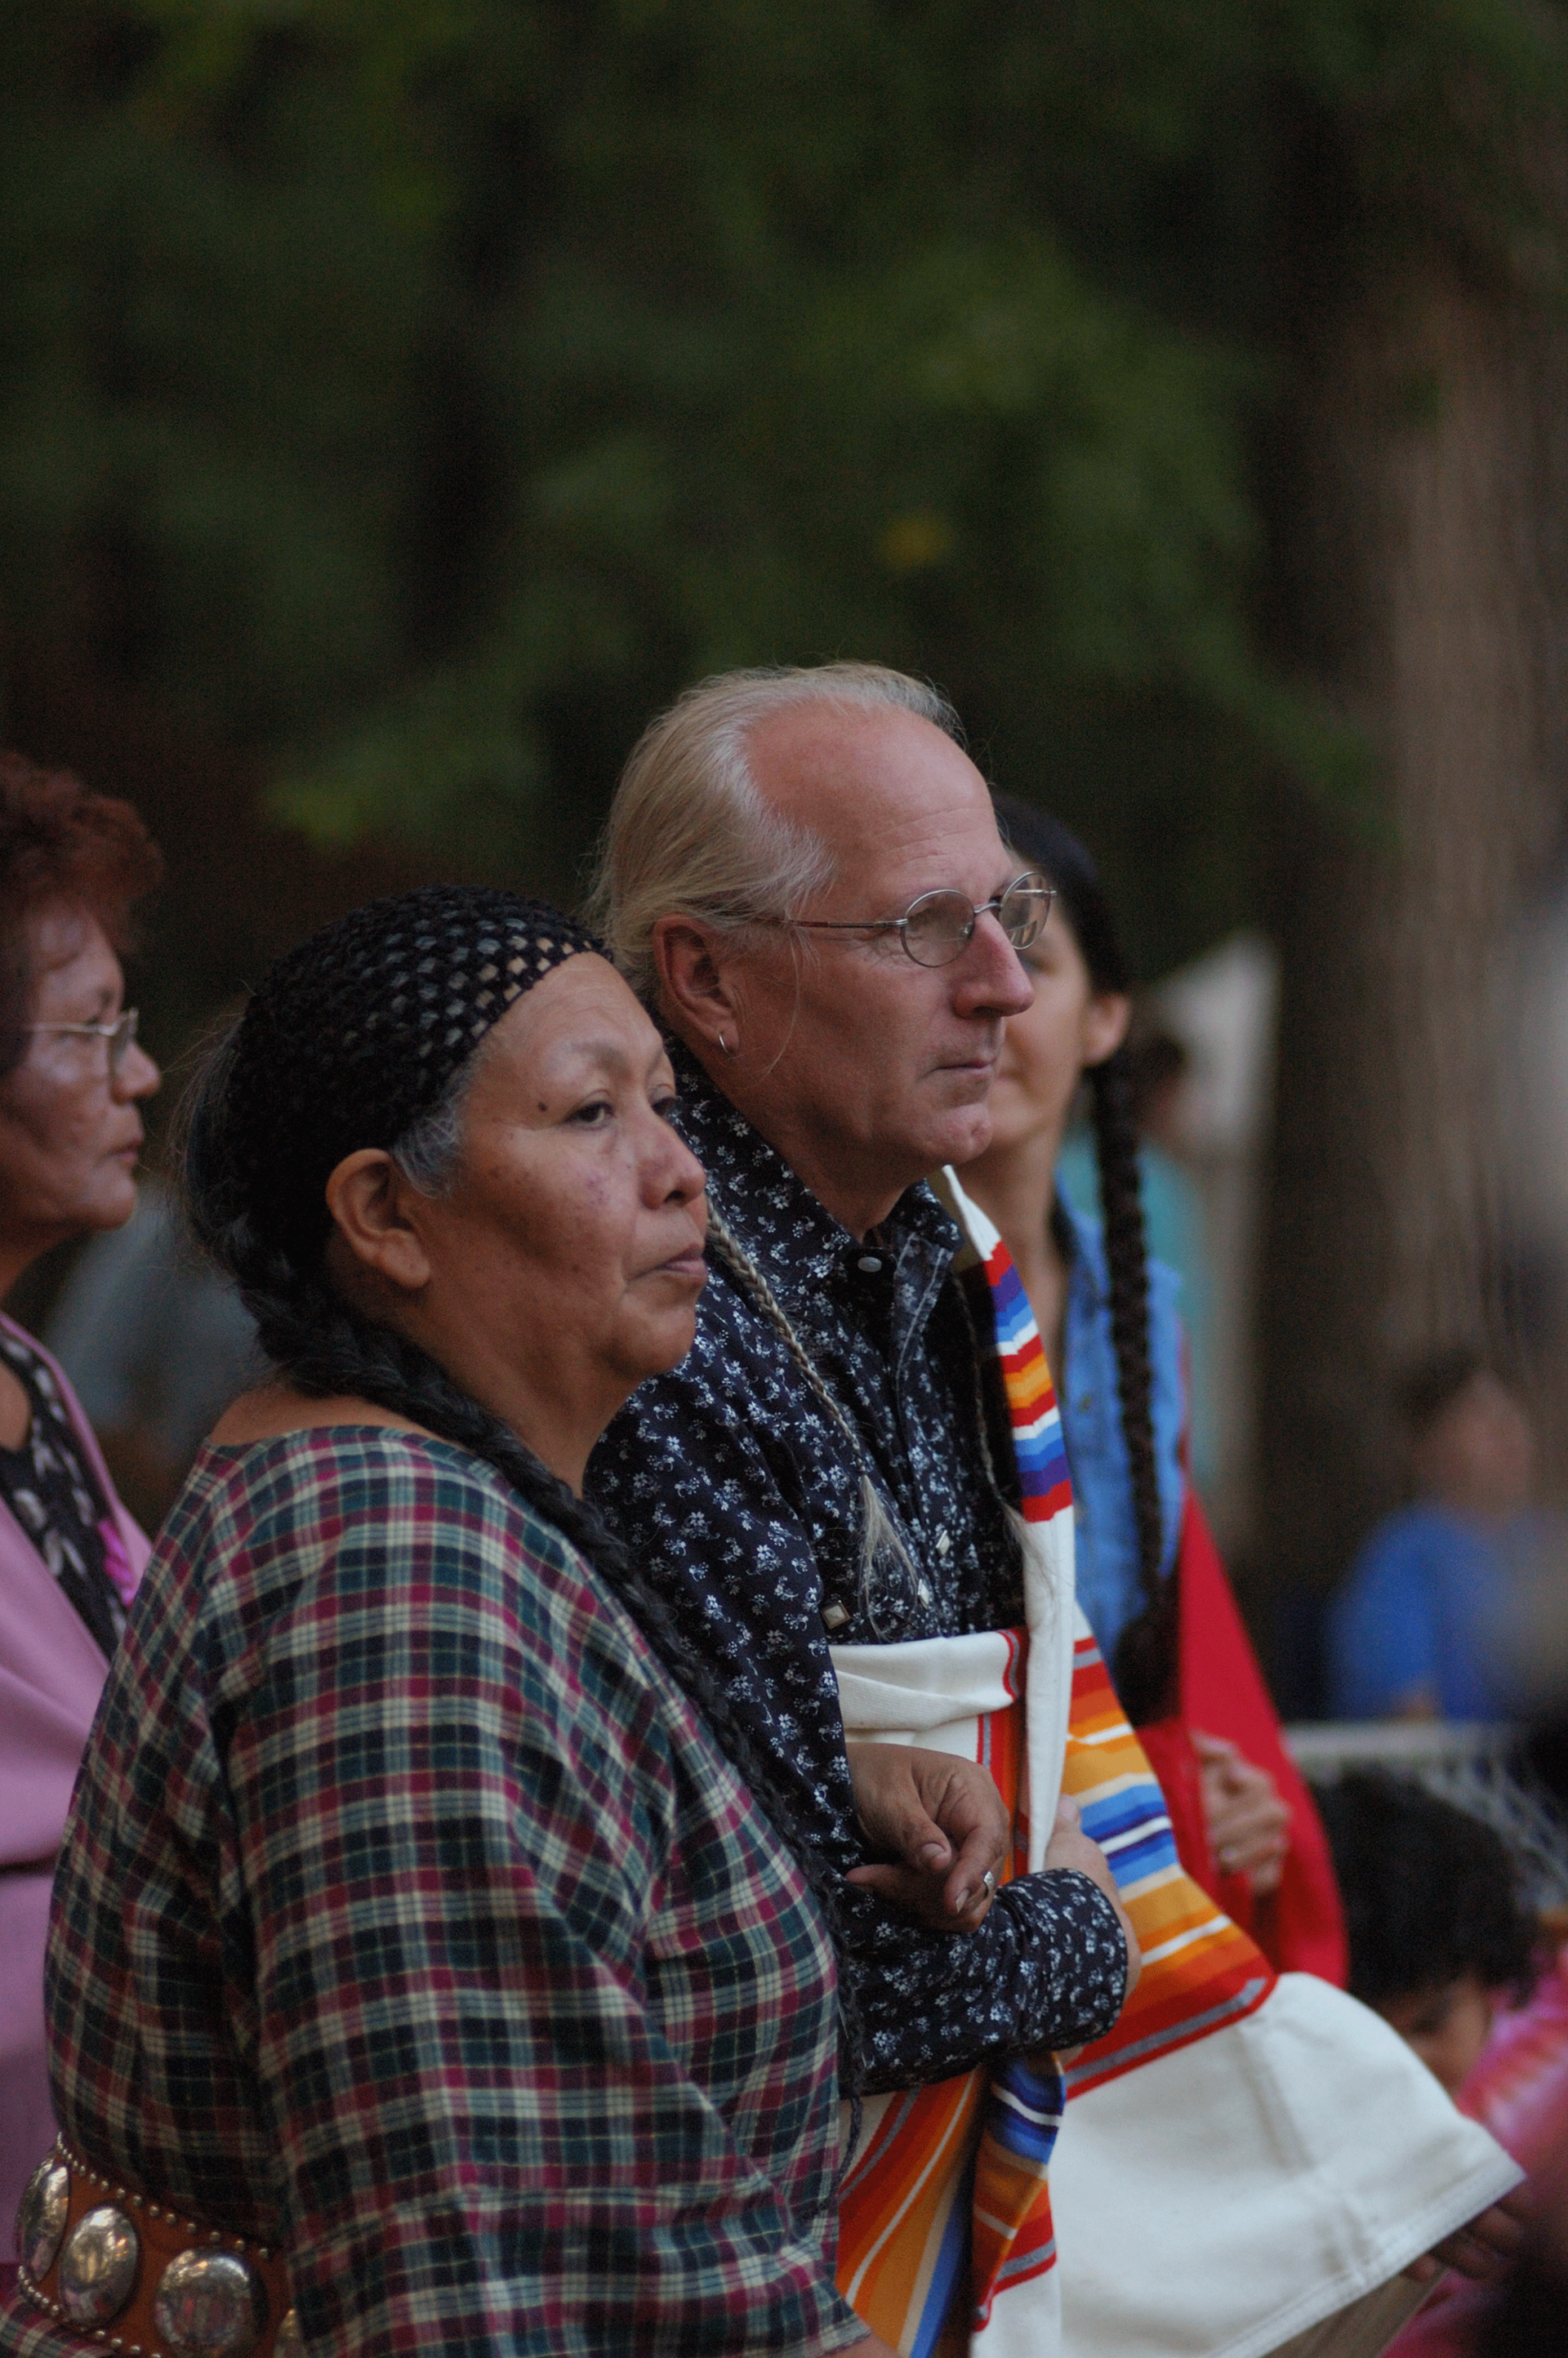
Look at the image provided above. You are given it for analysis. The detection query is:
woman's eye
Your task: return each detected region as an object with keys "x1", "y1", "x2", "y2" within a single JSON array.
[{"x1": 569, "y1": 1099, "x2": 613, "y2": 1127}]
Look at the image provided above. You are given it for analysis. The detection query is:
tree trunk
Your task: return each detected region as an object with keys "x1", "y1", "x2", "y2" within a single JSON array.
[{"x1": 1254, "y1": 263, "x2": 1568, "y2": 1686}]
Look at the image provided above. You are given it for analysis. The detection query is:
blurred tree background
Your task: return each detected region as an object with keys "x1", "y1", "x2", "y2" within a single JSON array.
[{"x1": 3, "y1": 0, "x2": 1567, "y2": 1640}]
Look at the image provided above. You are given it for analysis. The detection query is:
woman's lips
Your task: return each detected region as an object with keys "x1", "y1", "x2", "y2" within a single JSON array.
[{"x1": 656, "y1": 1248, "x2": 708, "y2": 1283}]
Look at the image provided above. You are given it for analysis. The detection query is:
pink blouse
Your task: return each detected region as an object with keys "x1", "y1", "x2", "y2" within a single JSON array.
[{"x1": 0, "y1": 1311, "x2": 149, "y2": 2261}]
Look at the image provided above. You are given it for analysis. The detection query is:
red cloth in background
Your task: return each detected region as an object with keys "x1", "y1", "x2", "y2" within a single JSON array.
[{"x1": 1136, "y1": 1487, "x2": 1349, "y2": 1987}]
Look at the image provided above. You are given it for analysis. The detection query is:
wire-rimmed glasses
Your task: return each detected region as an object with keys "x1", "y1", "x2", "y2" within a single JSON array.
[
  {"x1": 788, "y1": 871, "x2": 1054, "y2": 969},
  {"x1": 24, "y1": 1008, "x2": 140, "y2": 1076}
]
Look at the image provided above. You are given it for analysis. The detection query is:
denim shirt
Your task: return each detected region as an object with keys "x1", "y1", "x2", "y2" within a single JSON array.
[{"x1": 1055, "y1": 1192, "x2": 1187, "y2": 1663}]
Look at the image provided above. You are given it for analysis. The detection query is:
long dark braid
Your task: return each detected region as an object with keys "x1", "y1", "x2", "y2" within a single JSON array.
[
  {"x1": 177, "y1": 892, "x2": 868, "y2": 2086},
  {"x1": 991, "y1": 796, "x2": 1174, "y2": 1723},
  {"x1": 1088, "y1": 1046, "x2": 1174, "y2": 1723}
]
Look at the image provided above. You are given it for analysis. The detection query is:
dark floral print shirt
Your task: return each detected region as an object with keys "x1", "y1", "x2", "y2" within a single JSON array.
[{"x1": 587, "y1": 1047, "x2": 1129, "y2": 2093}]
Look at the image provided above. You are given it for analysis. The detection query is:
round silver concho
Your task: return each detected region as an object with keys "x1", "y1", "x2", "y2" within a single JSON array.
[
  {"x1": 15, "y1": 2158, "x2": 70, "y2": 2280},
  {"x1": 153, "y1": 2247, "x2": 270, "y2": 2358},
  {"x1": 56, "y1": 2204, "x2": 140, "y2": 2325},
  {"x1": 274, "y1": 2304, "x2": 302, "y2": 2357}
]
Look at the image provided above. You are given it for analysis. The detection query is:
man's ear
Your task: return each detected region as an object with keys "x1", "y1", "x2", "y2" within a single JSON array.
[
  {"x1": 1083, "y1": 991, "x2": 1132, "y2": 1070},
  {"x1": 324, "y1": 1149, "x2": 433, "y2": 1295},
  {"x1": 653, "y1": 917, "x2": 743, "y2": 1051}
]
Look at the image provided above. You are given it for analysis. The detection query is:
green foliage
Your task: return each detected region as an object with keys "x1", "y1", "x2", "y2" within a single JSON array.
[{"x1": 0, "y1": 0, "x2": 1562, "y2": 971}]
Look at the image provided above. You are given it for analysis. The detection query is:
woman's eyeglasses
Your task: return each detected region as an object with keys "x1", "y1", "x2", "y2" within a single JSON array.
[
  {"x1": 24, "y1": 1009, "x2": 140, "y2": 1076},
  {"x1": 786, "y1": 871, "x2": 1054, "y2": 969}
]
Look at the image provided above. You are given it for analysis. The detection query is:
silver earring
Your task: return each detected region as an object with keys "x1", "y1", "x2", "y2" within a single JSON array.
[{"x1": 718, "y1": 1030, "x2": 734, "y2": 1055}]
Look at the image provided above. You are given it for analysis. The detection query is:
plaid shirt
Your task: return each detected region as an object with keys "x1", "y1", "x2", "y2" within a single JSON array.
[{"x1": 20, "y1": 1429, "x2": 860, "y2": 2356}]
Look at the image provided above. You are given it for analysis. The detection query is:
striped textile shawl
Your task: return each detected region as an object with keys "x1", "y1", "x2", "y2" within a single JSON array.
[
  {"x1": 934, "y1": 1175, "x2": 1520, "y2": 2358},
  {"x1": 946, "y1": 1179, "x2": 1273, "y2": 2093},
  {"x1": 832, "y1": 1628, "x2": 1058, "y2": 2356},
  {"x1": 831, "y1": 1181, "x2": 1274, "y2": 2356}
]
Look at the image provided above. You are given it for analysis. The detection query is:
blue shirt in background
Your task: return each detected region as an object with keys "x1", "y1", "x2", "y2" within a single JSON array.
[
  {"x1": 1326, "y1": 1504, "x2": 1521, "y2": 1721},
  {"x1": 1054, "y1": 1192, "x2": 1187, "y2": 1664}
]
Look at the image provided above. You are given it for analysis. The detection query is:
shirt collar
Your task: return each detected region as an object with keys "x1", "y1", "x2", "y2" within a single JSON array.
[{"x1": 666, "y1": 1037, "x2": 961, "y2": 1304}]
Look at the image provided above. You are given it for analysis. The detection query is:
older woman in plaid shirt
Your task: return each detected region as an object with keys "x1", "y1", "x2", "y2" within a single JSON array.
[{"x1": 1, "y1": 889, "x2": 1009, "y2": 2358}]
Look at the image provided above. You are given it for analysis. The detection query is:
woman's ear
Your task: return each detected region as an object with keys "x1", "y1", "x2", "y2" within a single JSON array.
[
  {"x1": 653, "y1": 916, "x2": 744, "y2": 1052},
  {"x1": 1083, "y1": 990, "x2": 1133, "y2": 1069},
  {"x1": 324, "y1": 1149, "x2": 433, "y2": 1295}
]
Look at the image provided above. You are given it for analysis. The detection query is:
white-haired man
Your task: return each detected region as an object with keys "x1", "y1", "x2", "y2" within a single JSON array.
[{"x1": 586, "y1": 663, "x2": 1524, "y2": 2358}]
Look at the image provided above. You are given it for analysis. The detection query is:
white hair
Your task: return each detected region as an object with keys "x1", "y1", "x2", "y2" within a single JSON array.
[
  {"x1": 585, "y1": 662, "x2": 962, "y2": 1000},
  {"x1": 389, "y1": 1057, "x2": 475, "y2": 1197}
]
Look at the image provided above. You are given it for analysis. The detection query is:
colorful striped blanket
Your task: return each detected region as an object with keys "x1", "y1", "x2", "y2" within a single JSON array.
[
  {"x1": 827, "y1": 1174, "x2": 1521, "y2": 2357},
  {"x1": 831, "y1": 1628, "x2": 1058, "y2": 2356}
]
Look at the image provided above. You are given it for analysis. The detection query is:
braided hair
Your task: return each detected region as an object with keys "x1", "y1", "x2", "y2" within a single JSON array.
[
  {"x1": 180, "y1": 885, "x2": 866, "y2": 2079},
  {"x1": 991, "y1": 797, "x2": 1174, "y2": 1723}
]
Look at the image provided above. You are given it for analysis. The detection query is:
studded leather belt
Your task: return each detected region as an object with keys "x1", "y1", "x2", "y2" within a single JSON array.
[{"x1": 14, "y1": 2142, "x2": 298, "y2": 2358}]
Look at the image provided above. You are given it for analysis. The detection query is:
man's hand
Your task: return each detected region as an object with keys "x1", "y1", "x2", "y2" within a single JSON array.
[
  {"x1": 1026, "y1": 1796, "x2": 1142, "y2": 2070},
  {"x1": 1044, "y1": 1796, "x2": 1141, "y2": 1997},
  {"x1": 844, "y1": 1742, "x2": 1009, "y2": 1928},
  {"x1": 1403, "y1": 2184, "x2": 1532, "y2": 2284},
  {"x1": 1192, "y1": 1731, "x2": 1290, "y2": 1895}
]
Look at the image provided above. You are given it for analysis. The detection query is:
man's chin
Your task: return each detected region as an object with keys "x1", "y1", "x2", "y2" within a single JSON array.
[{"x1": 924, "y1": 1106, "x2": 996, "y2": 1173}]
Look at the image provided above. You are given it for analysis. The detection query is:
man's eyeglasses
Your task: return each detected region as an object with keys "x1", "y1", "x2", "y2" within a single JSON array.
[
  {"x1": 24, "y1": 1009, "x2": 140, "y2": 1075},
  {"x1": 786, "y1": 871, "x2": 1054, "y2": 969}
]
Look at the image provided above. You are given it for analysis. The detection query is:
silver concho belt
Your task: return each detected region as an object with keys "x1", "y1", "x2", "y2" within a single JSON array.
[{"x1": 15, "y1": 2139, "x2": 299, "y2": 2358}]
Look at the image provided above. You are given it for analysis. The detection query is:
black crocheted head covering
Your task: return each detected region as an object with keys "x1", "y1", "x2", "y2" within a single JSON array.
[{"x1": 196, "y1": 885, "x2": 599, "y2": 1274}]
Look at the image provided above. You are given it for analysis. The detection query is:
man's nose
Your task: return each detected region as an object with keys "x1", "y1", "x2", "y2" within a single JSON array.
[{"x1": 954, "y1": 910, "x2": 1035, "y2": 1016}]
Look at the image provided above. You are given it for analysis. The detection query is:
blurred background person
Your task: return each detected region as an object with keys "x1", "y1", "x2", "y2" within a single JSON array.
[
  {"x1": 1327, "y1": 1353, "x2": 1539, "y2": 1723},
  {"x1": 1315, "y1": 1770, "x2": 1543, "y2": 2097},
  {"x1": 0, "y1": 751, "x2": 161, "y2": 2294},
  {"x1": 963, "y1": 796, "x2": 1346, "y2": 1980},
  {"x1": 1317, "y1": 1769, "x2": 1568, "y2": 2358},
  {"x1": 43, "y1": 1176, "x2": 258, "y2": 1533}
]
